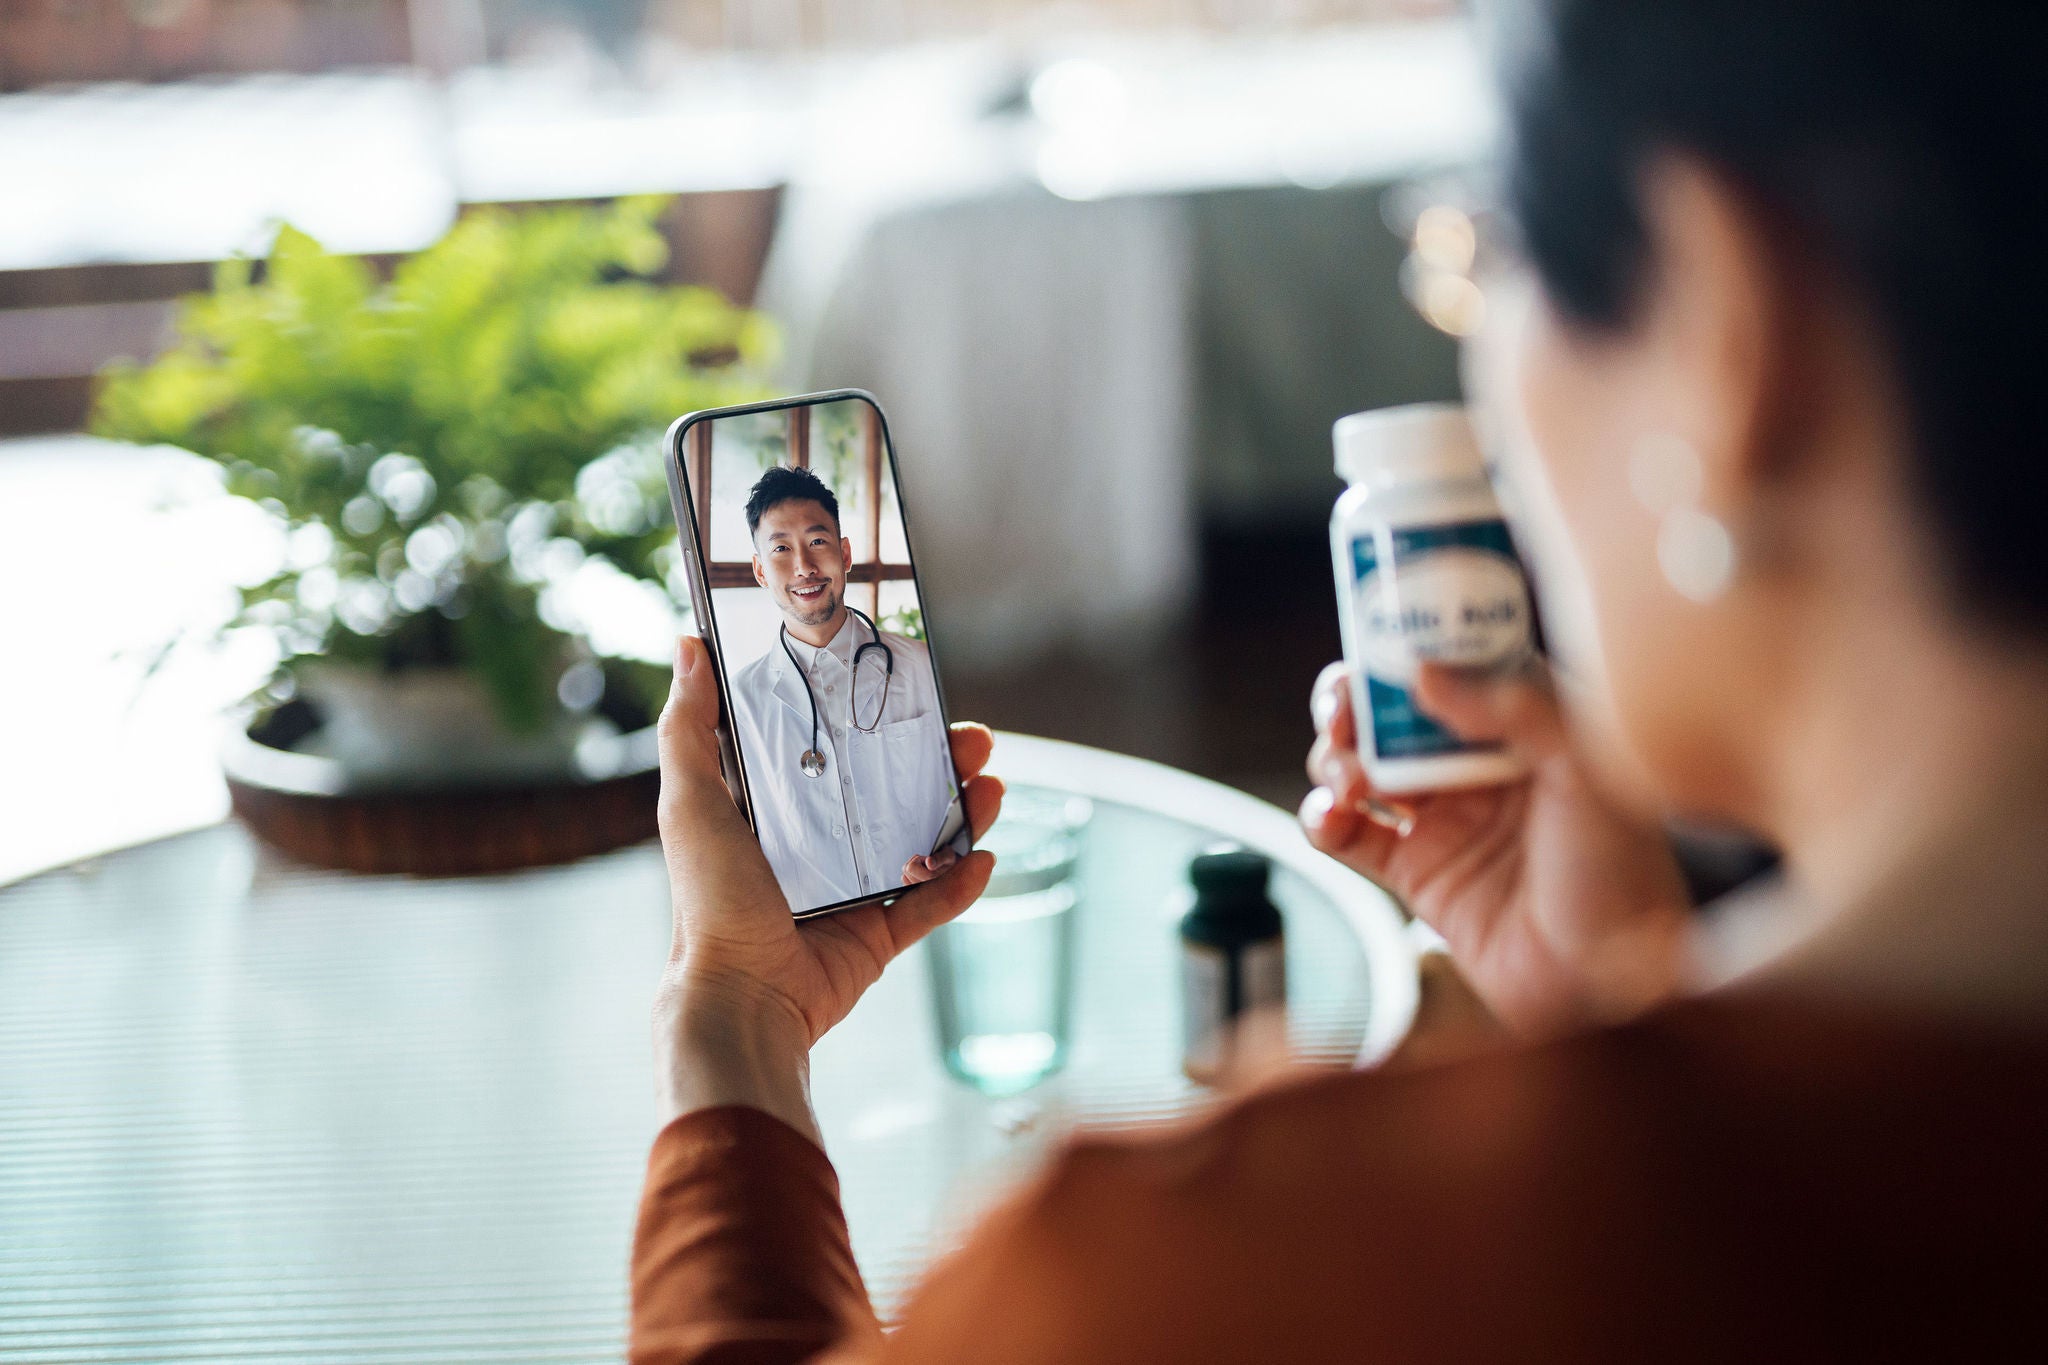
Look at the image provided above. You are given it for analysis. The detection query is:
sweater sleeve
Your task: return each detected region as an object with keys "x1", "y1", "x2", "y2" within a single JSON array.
[{"x1": 630, "y1": 1106, "x2": 882, "y2": 1365}]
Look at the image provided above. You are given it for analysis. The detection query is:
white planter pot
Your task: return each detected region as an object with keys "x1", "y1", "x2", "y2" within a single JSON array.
[{"x1": 297, "y1": 663, "x2": 585, "y2": 789}]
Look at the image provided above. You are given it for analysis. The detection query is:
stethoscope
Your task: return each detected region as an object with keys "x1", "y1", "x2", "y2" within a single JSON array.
[{"x1": 780, "y1": 606, "x2": 895, "y2": 779}]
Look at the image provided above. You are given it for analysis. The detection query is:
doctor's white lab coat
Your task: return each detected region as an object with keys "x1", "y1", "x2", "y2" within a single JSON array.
[{"x1": 727, "y1": 618, "x2": 958, "y2": 914}]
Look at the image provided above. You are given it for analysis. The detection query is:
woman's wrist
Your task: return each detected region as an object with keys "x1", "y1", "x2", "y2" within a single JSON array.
[{"x1": 652, "y1": 973, "x2": 822, "y2": 1147}]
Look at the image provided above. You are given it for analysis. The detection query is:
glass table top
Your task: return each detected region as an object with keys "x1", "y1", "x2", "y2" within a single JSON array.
[{"x1": 0, "y1": 733, "x2": 1413, "y2": 1360}]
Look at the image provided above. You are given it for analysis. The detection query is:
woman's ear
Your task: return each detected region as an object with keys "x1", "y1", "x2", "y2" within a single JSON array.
[
  {"x1": 1633, "y1": 156, "x2": 1798, "y2": 519},
  {"x1": 1638, "y1": 154, "x2": 1892, "y2": 582}
]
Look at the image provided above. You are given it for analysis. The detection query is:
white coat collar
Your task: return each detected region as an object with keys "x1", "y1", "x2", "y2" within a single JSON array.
[
  {"x1": 779, "y1": 612, "x2": 860, "y2": 673},
  {"x1": 763, "y1": 612, "x2": 855, "y2": 731}
]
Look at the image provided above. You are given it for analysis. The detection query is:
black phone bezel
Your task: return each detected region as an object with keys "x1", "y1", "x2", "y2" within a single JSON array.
[{"x1": 661, "y1": 388, "x2": 974, "y2": 920}]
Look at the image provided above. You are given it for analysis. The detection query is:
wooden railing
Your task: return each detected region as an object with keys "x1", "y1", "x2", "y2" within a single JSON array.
[{"x1": 3, "y1": 0, "x2": 1455, "y2": 89}]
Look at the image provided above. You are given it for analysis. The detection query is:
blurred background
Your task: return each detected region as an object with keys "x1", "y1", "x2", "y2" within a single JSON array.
[{"x1": 0, "y1": 0, "x2": 1481, "y2": 884}]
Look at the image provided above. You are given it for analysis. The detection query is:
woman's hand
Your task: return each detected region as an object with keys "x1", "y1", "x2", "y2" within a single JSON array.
[
  {"x1": 1303, "y1": 660, "x2": 1691, "y2": 1036},
  {"x1": 652, "y1": 635, "x2": 1002, "y2": 1139}
]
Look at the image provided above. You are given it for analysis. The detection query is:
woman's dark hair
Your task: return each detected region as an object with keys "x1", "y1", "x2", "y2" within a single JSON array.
[
  {"x1": 745, "y1": 465, "x2": 841, "y2": 539},
  {"x1": 1488, "y1": 0, "x2": 2048, "y2": 624}
]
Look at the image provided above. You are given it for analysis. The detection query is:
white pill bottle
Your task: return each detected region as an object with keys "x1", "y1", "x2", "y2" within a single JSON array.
[{"x1": 1331, "y1": 402, "x2": 1533, "y2": 793}]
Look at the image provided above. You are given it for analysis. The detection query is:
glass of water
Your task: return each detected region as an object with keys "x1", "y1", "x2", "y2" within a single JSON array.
[{"x1": 925, "y1": 789, "x2": 1092, "y2": 1096}]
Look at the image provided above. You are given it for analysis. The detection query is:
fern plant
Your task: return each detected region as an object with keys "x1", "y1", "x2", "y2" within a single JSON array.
[{"x1": 94, "y1": 198, "x2": 772, "y2": 733}]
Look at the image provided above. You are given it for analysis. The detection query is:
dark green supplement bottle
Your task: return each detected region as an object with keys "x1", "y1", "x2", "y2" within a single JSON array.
[{"x1": 1179, "y1": 848, "x2": 1287, "y2": 1084}]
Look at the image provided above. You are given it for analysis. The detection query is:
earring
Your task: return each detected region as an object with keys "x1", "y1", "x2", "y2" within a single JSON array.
[
  {"x1": 1630, "y1": 435, "x2": 1736, "y2": 604},
  {"x1": 1657, "y1": 506, "x2": 1736, "y2": 603}
]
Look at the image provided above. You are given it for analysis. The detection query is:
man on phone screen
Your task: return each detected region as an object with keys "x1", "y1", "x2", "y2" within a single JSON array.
[{"x1": 726, "y1": 466, "x2": 961, "y2": 913}]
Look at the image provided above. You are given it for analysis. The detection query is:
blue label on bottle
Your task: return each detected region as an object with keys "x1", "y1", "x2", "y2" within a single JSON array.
[{"x1": 1350, "y1": 519, "x2": 1529, "y2": 761}]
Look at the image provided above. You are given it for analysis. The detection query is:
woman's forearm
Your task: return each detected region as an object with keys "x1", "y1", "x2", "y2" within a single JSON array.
[{"x1": 652, "y1": 977, "x2": 823, "y2": 1147}]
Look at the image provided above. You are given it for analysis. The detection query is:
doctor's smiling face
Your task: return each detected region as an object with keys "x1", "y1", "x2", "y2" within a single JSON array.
[{"x1": 747, "y1": 467, "x2": 853, "y2": 648}]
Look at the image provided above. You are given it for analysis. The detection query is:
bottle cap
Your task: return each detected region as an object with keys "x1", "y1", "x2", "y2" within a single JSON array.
[
  {"x1": 1189, "y1": 847, "x2": 1272, "y2": 901},
  {"x1": 1332, "y1": 402, "x2": 1485, "y2": 488}
]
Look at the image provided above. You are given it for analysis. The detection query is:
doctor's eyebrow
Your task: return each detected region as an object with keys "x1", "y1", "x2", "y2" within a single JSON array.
[{"x1": 762, "y1": 523, "x2": 837, "y2": 544}]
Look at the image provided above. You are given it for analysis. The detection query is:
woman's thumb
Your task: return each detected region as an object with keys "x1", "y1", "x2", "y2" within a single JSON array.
[{"x1": 1411, "y1": 659, "x2": 1565, "y2": 758}]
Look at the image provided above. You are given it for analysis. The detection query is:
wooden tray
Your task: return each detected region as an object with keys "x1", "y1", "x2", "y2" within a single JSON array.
[{"x1": 221, "y1": 701, "x2": 660, "y2": 876}]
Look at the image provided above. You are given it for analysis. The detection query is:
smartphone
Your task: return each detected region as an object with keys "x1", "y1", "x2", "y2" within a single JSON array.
[{"x1": 663, "y1": 389, "x2": 972, "y2": 918}]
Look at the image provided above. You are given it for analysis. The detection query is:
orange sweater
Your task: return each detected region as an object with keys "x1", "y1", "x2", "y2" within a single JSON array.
[{"x1": 631, "y1": 992, "x2": 2048, "y2": 1363}]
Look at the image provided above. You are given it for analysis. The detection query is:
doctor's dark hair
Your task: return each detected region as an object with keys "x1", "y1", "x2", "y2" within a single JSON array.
[
  {"x1": 1486, "y1": 0, "x2": 2048, "y2": 626},
  {"x1": 744, "y1": 466, "x2": 841, "y2": 540}
]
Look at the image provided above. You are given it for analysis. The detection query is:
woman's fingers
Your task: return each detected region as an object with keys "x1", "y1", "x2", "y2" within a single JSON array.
[
  {"x1": 1308, "y1": 664, "x2": 1360, "y2": 783},
  {"x1": 1411, "y1": 660, "x2": 1566, "y2": 759},
  {"x1": 880, "y1": 768, "x2": 1006, "y2": 950},
  {"x1": 948, "y1": 723, "x2": 995, "y2": 784},
  {"x1": 1308, "y1": 728, "x2": 1368, "y2": 804},
  {"x1": 1300, "y1": 784, "x2": 1399, "y2": 882},
  {"x1": 1319, "y1": 655, "x2": 1567, "y2": 764},
  {"x1": 962, "y1": 773, "x2": 1005, "y2": 843},
  {"x1": 1304, "y1": 661, "x2": 1429, "y2": 877},
  {"x1": 1310, "y1": 662, "x2": 1359, "y2": 755},
  {"x1": 1307, "y1": 668, "x2": 1412, "y2": 830},
  {"x1": 879, "y1": 850, "x2": 997, "y2": 951},
  {"x1": 1311, "y1": 661, "x2": 1350, "y2": 734}
]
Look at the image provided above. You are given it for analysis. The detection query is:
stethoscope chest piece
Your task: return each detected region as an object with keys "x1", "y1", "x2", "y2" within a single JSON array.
[{"x1": 781, "y1": 607, "x2": 898, "y2": 782}]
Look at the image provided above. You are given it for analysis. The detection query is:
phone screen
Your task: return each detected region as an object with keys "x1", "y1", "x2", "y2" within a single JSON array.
[{"x1": 671, "y1": 392, "x2": 970, "y2": 917}]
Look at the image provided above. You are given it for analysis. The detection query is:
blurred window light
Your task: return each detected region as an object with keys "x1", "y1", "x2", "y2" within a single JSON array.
[
  {"x1": 1029, "y1": 58, "x2": 1131, "y2": 131},
  {"x1": 1015, "y1": 24, "x2": 1488, "y2": 202},
  {"x1": 0, "y1": 73, "x2": 454, "y2": 271},
  {"x1": 0, "y1": 439, "x2": 261, "y2": 882},
  {"x1": 448, "y1": 63, "x2": 798, "y2": 202}
]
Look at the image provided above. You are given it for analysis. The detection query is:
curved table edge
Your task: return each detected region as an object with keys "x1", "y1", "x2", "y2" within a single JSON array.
[{"x1": 989, "y1": 731, "x2": 1420, "y2": 1065}]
